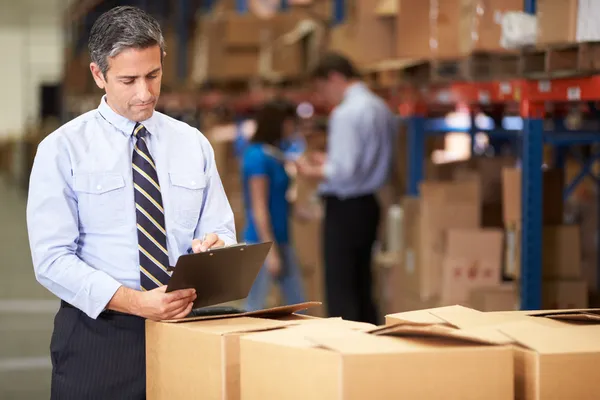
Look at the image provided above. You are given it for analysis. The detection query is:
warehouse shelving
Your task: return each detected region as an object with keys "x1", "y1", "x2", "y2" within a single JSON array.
[{"x1": 400, "y1": 75, "x2": 600, "y2": 311}]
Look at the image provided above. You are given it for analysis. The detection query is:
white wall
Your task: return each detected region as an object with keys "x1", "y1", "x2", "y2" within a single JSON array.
[{"x1": 0, "y1": 0, "x2": 70, "y2": 137}]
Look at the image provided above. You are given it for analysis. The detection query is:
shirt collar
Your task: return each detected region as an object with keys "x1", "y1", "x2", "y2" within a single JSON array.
[
  {"x1": 97, "y1": 95, "x2": 160, "y2": 137},
  {"x1": 343, "y1": 81, "x2": 367, "y2": 101}
]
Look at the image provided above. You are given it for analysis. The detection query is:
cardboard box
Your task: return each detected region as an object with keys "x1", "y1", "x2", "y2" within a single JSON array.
[
  {"x1": 441, "y1": 228, "x2": 504, "y2": 304},
  {"x1": 413, "y1": 180, "x2": 481, "y2": 299},
  {"x1": 505, "y1": 225, "x2": 583, "y2": 280},
  {"x1": 459, "y1": 0, "x2": 523, "y2": 54},
  {"x1": 190, "y1": 17, "x2": 260, "y2": 82},
  {"x1": 387, "y1": 305, "x2": 600, "y2": 400},
  {"x1": 328, "y1": 0, "x2": 396, "y2": 66},
  {"x1": 397, "y1": 0, "x2": 521, "y2": 60},
  {"x1": 537, "y1": 0, "x2": 579, "y2": 45},
  {"x1": 241, "y1": 318, "x2": 514, "y2": 400},
  {"x1": 468, "y1": 284, "x2": 518, "y2": 312},
  {"x1": 146, "y1": 303, "x2": 323, "y2": 400},
  {"x1": 498, "y1": 320, "x2": 600, "y2": 400},
  {"x1": 501, "y1": 167, "x2": 564, "y2": 228},
  {"x1": 543, "y1": 279, "x2": 588, "y2": 310}
]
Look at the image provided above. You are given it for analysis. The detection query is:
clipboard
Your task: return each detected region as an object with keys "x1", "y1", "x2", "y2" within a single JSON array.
[{"x1": 165, "y1": 242, "x2": 273, "y2": 309}]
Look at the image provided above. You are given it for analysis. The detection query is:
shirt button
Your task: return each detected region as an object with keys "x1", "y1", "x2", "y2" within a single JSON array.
[
  {"x1": 191, "y1": 181, "x2": 196, "y2": 186},
  {"x1": 96, "y1": 185, "x2": 102, "y2": 190}
]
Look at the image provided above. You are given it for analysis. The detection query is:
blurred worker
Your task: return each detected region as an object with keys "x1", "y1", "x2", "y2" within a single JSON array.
[
  {"x1": 243, "y1": 99, "x2": 306, "y2": 311},
  {"x1": 297, "y1": 52, "x2": 397, "y2": 324},
  {"x1": 26, "y1": 6, "x2": 236, "y2": 399}
]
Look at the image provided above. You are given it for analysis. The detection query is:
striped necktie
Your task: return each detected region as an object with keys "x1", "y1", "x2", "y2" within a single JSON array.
[{"x1": 132, "y1": 123, "x2": 171, "y2": 290}]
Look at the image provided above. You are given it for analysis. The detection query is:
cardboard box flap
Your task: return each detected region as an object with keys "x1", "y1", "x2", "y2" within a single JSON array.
[
  {"x1": 499, "y1": 321, "x2": 600, "y2": 354},
  {"x1": 172, "y1": 316, "x2": 298, "y2": 335},
  {"x1": 163, "y1": 301, "x2": 321, "y2": 323},
  {"x1": 305, "y1": 330, "x2": 411, "y2": 354},
  {"x1": 532, "y1": 310, "x2": 600, "y2": 323},
  {"x1": 244, "y1": 319, "x2": 378, "y2": 349},
  {"x1": 373, "y1": 323, "x2": 512, "y2": 346},
  {"x1": 387, "y1": 305, "x2": 504, "y2": 329}
]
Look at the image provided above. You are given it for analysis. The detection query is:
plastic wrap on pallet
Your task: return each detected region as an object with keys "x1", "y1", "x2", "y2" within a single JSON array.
[{"x1": 500, "y1": 11, "x2": 537, "y2": 49}]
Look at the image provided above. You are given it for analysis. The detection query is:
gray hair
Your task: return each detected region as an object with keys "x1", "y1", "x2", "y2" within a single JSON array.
[{"x1": 88, "y1": 6, "x2": 166, "y2": 77}]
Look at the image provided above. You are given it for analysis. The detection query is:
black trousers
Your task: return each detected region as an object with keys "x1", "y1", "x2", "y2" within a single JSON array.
[
  {"x1": 322, "y1": 193, "x2": 380, "y2": 324},
  {"x1": 50, "y1": 301, "x2": 146, "y2": 400}
]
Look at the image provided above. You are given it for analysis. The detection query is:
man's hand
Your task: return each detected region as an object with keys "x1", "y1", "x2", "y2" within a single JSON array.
[
  {"x1": 191, "y1": 233, "x2": 225, "y2": 253},
  {"x1": 296, "y1": 155, "x2": 324, "y2": 179},
  {"x1": 133, "y1": 286, "x2": 196, "y2": 321},
  {"x1": 266, "y1": 248, "x2": 282, "y2": 278}
]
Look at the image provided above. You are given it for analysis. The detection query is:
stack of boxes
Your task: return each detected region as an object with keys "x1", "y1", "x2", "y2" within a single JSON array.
[
  {"x1": 502, "y1": 167, "x2": 588, "y2": 309},
  {"x1": 377, "y1": 157, "x2": 591, "y2": 314},
  {"x1": 146, "y1": 302, "x2": 600, "y2": 399}
]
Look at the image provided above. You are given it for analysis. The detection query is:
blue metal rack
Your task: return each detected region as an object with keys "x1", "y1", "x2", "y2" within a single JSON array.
[{"x1": 404, "y1": 79, "x2": 600, "y2": 311}]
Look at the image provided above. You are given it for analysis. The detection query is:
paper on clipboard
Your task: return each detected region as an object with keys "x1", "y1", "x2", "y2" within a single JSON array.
[{"x1": 165, "y1": 242, "x2": 273, "y2": 309}]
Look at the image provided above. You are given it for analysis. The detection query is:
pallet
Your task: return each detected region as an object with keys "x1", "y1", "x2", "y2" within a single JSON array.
[
  {"x1": 362, "y1": 58, "x2": 429, "y2": 88},
  {"x1": 362, "y1": 51, "x2": 520, "y2": 87},
  {"x1": 430, "y1": 51, "x2": 520, "y2": 83},
  {"x1": 520, "y1": 41, "x2": 600, "y2": 78}
]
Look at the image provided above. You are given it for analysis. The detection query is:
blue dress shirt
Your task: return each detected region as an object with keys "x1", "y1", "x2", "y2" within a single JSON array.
[
  {"x1": 320, "y1": 82, "x2": 398, "y2": 198},
  {"x1": 26, "y1": 96, "x2": 236, "y2": 319}
]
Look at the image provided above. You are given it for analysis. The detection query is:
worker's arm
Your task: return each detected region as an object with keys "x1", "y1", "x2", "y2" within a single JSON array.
[
  {"x1": 245, "y1": 148, "x2": 281, "y2": 275},
  {"x1": 26, "y1": 134, "x2": 123, "y2": 319}
]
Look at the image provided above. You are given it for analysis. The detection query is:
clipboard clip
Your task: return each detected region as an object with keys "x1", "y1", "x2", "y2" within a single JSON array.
[{"x1": 170, "y1": 242, "x2": 249, "y2": 272}]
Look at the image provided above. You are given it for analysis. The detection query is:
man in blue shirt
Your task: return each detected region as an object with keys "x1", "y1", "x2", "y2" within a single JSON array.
[
  {"x1": 26, "y1": 6, "x2": 235, "y2": 399},
  {"x1": 297, "y1": 53, "x2": 397, "y2": 324}
]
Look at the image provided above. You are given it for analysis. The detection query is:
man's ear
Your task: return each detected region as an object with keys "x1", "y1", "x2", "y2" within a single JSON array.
[{"x1": 90, "y1": 62, "x2": 106, "y2": 90}]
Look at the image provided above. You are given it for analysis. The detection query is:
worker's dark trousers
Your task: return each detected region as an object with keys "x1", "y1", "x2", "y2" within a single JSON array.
[
  {"x1": 322, "y1": 193, "x2": 380, "y2": 324},
  {"x1": 50, "y1": 301, "x2": 146, "y2": 400}
]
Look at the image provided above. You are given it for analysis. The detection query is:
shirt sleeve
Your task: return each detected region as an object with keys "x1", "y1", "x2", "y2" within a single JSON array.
[
  {"x1": 323, "y1": 107, "x2": 363, "y2": 183},
  {"x1": 243, "y1": 147, "x2": 269, "y2": 178},
  {"x1": 193, "y1": 133, "x2": 237, "y2": 246},
  {"x1": 26, "y1": 134, "x2": 123, "y2": 319}
]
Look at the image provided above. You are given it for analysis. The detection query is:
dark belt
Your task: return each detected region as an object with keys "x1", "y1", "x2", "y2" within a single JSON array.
[
  {"x1": 60, "y1": 300, "x2": 137, "y2": 318},
  {"x1": 321, "y1": 192, "x2": 376, "y2": 202}
]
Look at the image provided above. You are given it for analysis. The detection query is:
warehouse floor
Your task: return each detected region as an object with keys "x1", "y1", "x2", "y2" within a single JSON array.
[{"x1": 0, "y1": 177, "x2": 56, "y2": 399}]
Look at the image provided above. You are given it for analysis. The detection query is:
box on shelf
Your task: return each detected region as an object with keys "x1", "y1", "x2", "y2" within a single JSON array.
[
  {"x1": 468, "y1": 284, "x2": 519, "y2": 312},
  {"x1": 240, "y1": 319, "x2": 513, "y2": 400},
  {"x1": 501, "y1": 167, "x2": 564, "y2": 228},
  {"x1": 441, "y1": 228, "x2": 504, "y2": 305},
  {"x1": 535, "y1": 0, "x2": 600, "y2": 45},
  {"x1": 504, "y1": 225, "x2": 583, "y2": 280},
  {"x1": 396, "y1": 0, "x2": 522, "y2": 60},
  {"x1": 328, "y1": 0, "x2": 396, "y2": 66},
  {"x1": 402, "y1": 180, "x2": 481, "y2": 300},
  {"x1": 543, "y1": 279, "x2": 588, "y2": 309}
]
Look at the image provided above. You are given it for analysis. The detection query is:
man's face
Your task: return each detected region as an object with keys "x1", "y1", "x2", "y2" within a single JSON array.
[
  {"x1": 314, "y1": 74, "x2": 344, "y2": 106},
  {"x1": 91, "y1": 45, "x2": 162, "y2": 122}
]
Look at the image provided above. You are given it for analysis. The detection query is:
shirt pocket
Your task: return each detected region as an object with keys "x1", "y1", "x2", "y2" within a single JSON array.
[
  {"x1": 169, "y1": 172, "x2": 206, "y2": 230},
  {"x1": 73, "y1": 173, "x2": 128, "y2": 229}
]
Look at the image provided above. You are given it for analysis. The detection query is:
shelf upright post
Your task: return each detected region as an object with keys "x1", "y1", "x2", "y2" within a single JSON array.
[
  {"x1": 333, "y1": 0, "x2": 345, "y2": 25},
  {"x1": 524, "y1": 0, "x2": 536, "y2": 14},
  {"x1": 236, "y1": 0, "x2": 248, "y2": 13},
  {"x1": 406, "y1": 115, "x2": 426, "y2": 196},
  {"x1": 520, "y1": 99, "x2": 544, "y2": 310}
]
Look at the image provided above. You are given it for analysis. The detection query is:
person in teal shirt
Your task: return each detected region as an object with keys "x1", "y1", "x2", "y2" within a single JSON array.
[{"x1": 242, "y1": 100, "x2": 306, "y2": 310}]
